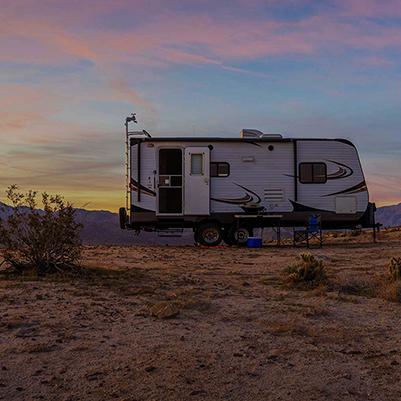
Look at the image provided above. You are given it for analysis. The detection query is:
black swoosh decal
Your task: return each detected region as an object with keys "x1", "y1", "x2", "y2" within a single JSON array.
[
  {"x1": 234, "y1": 183, "x2": 262, "y2": 204},
  {"x1": 325, "y1": 160, "x2": 354, "y2": 180},
  {"x1": 211, "y1": 195, "x2": 254, "y2": 205},
  {"x1": 283, "y1": 160, "x2": 354, "y2": 180},
  {"x1": 212, "y1": 183, "x2": 261, "y2": 205},
  {"x1": 289, "y1": 200, "x2": 330, "y2": 213},
  {"x1": 322, "y1": 180, "x2": 367, "y2": 197}
]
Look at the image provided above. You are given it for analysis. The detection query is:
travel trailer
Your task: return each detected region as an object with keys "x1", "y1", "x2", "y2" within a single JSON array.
[{"x1": 119, "y1": 119, "x2": 376, "y2": 246}]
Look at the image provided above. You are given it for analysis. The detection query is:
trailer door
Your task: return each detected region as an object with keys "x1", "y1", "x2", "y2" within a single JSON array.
[{"x1": 184, "y1": 147, "x2": 210, "y2": 215}]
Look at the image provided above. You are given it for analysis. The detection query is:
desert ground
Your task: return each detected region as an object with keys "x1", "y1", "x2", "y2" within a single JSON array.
[{"x1": 1, "y1": 230, "x2": 401, "y2": 401}]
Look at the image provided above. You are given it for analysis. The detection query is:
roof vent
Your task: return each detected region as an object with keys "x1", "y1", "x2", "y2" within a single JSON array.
[
  {"x1": 261, "y1": 133, "x2": 283, "y2": 139},
  {"x1": 239, "y1": 129, "x2": 264, "y2": 138},
  {"x1": 239, "y1": 129, "x2": 283, "y2": 139}
]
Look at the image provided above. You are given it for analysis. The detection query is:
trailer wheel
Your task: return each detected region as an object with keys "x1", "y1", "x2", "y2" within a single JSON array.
[
  {"x1": 119, "y1": 207, "x2": 127, "y2": 229},
  {"x1": 229, "y1": 225, "x2": 253, "y2": 246},
  {"x1": 197, "y1": 223, "x2": 223, "y2": 247}
]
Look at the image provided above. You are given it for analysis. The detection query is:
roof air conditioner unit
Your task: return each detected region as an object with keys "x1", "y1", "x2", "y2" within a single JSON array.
[{"x1": 239, "y1": 129, "x2": 264, "y2": 138}]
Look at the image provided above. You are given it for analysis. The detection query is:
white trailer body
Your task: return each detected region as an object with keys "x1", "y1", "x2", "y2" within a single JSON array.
[{"x1": 120, "y1": 130, "x2": 375, "y2": 246}]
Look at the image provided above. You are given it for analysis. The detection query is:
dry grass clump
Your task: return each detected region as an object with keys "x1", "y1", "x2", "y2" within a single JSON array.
[
  {"x1": 389, "y1": 258, "x2": 401, "y2": 281},
  {"x1": 380, "y1": 281, "x2": 401, "y2": 303},
  {"x1": 336, "y1": 258, "x2": 401, "y2": 303},
  {"x1": 379, "y1": 258, "x2": 401, "y2": 303},
  {"x1": 283, "y1": 253, "x2": 326, "y2": 284},
  {"x1": 337, "y1": 275, "x2": 378, "y2": 298},
  {"x1": 349, "y1": 228, "x2": 364, "y2": 237}
]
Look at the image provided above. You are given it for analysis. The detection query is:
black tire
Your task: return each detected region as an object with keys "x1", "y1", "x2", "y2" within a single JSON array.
[
  {"x1": 119, "y1": 207, "x2": 127, "y2": 229},
  {"x1": 197, "y1": 223, "x2": 223, "y2": 247},
  {"x1": 229, "y1": 225, "x2": 253, "y2": 246}
]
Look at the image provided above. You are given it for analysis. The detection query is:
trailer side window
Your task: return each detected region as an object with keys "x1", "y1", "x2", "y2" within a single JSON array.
[
  {"x1": 299, "y1": 163, "x2": 327, "y2": 184},
  {"x1": 211, "y1": 162, "x2": 230, "y2": 177},
  {"x1": 190, "y1": 153, "x2": 204, "y2": 175}
]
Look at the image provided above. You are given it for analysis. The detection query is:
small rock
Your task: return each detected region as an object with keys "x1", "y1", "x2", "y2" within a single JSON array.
[
  {"x1": 32, "y1": 370, "x2": 43, "y2": 376},
  {"x1": 2, "y1": 366, "x2": 7, "y2": 371},
  {"x1": 247, "y1": 371, "x2": 259, "y2": 377},
  {"x1": 179, "y1": 335, "x2": 185, "y2": 341},
  {"x1": 333, "y1": 373, "x2": 352, "y2": 380},
  {"x1": 35, "y1": 294, "x2": 43, "y2": 300},
  {"x1": 145, "y1": 366, "x2": 156, "y2": 372},
  {"x1": 16, "y1": 387, "x2": 24, "y2": 391},
  {"x1": 150, "y1": 302, "x2": 180, "y2": 319},
  {"x1": 190, "y1": 390, "x2": 206, "y2": 396}
]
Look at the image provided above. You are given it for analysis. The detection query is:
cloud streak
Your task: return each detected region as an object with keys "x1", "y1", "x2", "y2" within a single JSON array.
[{"x1": 1, "y1": 0, "x2": 401, "y2": 209}]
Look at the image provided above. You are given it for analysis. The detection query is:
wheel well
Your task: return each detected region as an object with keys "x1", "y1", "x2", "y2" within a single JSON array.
[{"x1": 194, "y1": 219, "x2": 222, "y2": 231}]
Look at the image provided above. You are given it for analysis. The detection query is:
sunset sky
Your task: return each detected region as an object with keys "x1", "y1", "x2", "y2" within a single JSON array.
[{"x1": 1, "y1": 0, "x2": 401, "y2": 211}]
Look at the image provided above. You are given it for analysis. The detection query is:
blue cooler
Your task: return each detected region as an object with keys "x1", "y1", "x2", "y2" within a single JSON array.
[{"x1": 247, "y1": 237, "x2": 262, "y2": 248}]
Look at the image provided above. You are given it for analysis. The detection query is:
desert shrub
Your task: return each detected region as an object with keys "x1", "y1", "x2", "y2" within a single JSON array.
[
  {"x1": 337, "y1": 274, "x2": 378, "y2": 297},
  {"x1": 376, "y1": 258, "x2": 401, "y2": 303},
  {"x1": 389, "y1": 258, "x2": 401, "y2": 282},
  {"x1": 349, "y1": 228, "x2": 363, "y2": 237},
  {"x1": 0, "y1": 185, "x2": 83, "y2": 276},
  {"x1": 283, "y1": 252, "x2": 326, "y2": 283},
  {"x1": 380, "y1": 281, "x2": 401, "y2": 303}
]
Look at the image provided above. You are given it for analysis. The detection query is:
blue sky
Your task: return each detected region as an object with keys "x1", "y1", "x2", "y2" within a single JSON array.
[{"x1": 1, "y1": 0, "x2": 401, "y2": 210}]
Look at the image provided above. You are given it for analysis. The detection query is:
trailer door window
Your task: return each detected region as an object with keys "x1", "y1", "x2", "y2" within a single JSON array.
[
  {"x1": 299, "y1": 163, "x2": 327, "y2": 184},
  {"x1": 211, "y1": 162, "x2": 230, "y2": 177},
  {"x1": 191, "y1": 153, "x2": 204, "y2": 175}
]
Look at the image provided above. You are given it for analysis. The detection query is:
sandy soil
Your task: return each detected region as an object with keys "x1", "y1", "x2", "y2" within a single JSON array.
[{"x1": 1, "y1": 230, "x2": 401, "y2": 401}]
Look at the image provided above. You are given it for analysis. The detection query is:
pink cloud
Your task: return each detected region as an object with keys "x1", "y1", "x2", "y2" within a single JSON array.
[
  {"x1": 221, "y1": 66, "x2": 273, "y2": 78},
  {"x1": 354, "y1": 56, "x2": 394, "y2": 66},
  {"x1": 337, "y1": 0, "x2": 401, "y2": 18},
  {"x1": 0, "y1": 85, "x2": 63, "y2": 132},
  {"x1": 3, "y1": 2, "x2": 401, "y2": 74}
]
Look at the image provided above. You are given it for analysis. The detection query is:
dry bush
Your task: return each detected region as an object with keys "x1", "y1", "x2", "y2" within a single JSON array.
[
  {"x1": 283, "y1": 252, "x2": 326, "y2": 284},
  {"x1": 378, "y1": 258, "x2": 401, "y2": 303},
  {"x1": 337, "y1": 274, "x2": 378, "y2": 298},
  {"x1": 0, "y1": 185, "x2": 83, "y2": 276},
  {"x1": 380, "y1": 281, "x2": 401, "y2": 303},
  {"x1": 389, "y1": 258, "x2": 401, "y2": 281},
  {"x1": 349, "y1": 228, "x2": 363, "y2": 237},
  {"x1": 338, "y1": 259, "x2": 401, "y2": 303}
]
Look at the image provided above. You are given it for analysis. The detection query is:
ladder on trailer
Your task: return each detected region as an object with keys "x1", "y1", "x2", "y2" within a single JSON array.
[
  {"x1": 125, "y1": 114, "x2": 137, "y2": 214},
  {"x1": 125, "y1": 114, "x2": 151, "y2": 215}
]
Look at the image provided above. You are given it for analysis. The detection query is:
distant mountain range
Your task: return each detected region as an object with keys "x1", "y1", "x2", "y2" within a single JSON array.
[
  {"x1": 375, "y1": 203, "x2": 401, "y2": 228},
  {"x1": 1, "y1": 203, "x2": 400, "y2": 246},
  {"x1": 74, "y1": 209, "x2": 194, "y2": 246},
  {"x1": 77, "y1": 203, "x2": 401, "y2": 245}
]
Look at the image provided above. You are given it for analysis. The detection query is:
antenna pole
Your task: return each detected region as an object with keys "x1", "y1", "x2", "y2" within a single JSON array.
[
  {"x1": 125, "y1": 113, "x2": 137, "y2": 213},
  {"x1": 125, "y1": 118, "x2": 129, "y2": 213}
]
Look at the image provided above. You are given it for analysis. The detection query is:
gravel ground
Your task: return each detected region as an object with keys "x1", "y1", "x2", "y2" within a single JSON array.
[{"x1": 1, "y1": 230, "x2": 401, "y2": 400}]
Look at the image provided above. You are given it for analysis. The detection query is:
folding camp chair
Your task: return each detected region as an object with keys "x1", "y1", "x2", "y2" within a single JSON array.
[{"x1": 293, "y1": 214, "x2": 322, "y2": 248}]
